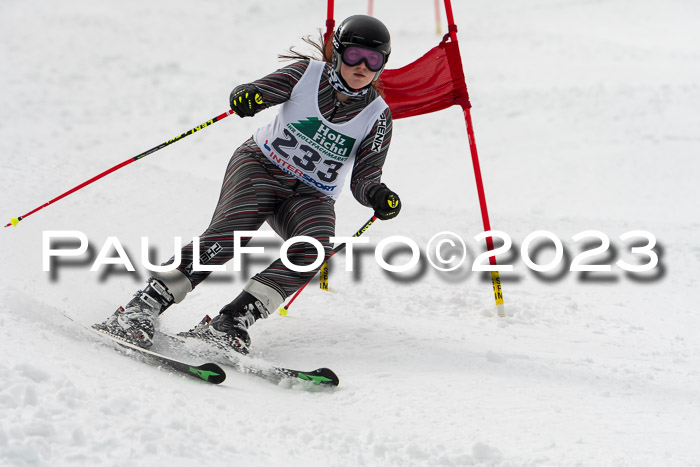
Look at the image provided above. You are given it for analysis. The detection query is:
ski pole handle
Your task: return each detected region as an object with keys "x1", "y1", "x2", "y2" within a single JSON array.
[
  {"x1": 279, "y1": 215, "x2": 377, "y2": 315},
  {"x1": 5, "y1": 109, "x2": 235, "y2": 228}
]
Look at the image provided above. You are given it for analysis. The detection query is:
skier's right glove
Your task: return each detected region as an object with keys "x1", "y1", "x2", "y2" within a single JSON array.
[
  {"x1": 229, "y1": 85, "x2": 263, "y2": 117},
  {"x1": 369, "y1": 183, "x2": 401, "y2": 220}
]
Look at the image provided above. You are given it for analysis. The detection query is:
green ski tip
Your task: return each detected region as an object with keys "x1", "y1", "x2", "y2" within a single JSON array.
[
  {"x1": 298, "y1": 373, "x2": 333, "y2": 384},
  {"x1": 189, "y1": 363, "x2": 226, "y2": 384},
  {"x1": 295, "y1": 368, "x2": 339, "y2": 386}
]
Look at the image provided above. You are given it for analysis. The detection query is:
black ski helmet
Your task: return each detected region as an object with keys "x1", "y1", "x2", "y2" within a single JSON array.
[{"x1": 332, "y1": 15, "x2": 391, "y2": 82}]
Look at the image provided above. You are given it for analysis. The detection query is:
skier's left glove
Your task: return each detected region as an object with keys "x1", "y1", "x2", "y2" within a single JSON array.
[
  {"x1": 369, "y1": 183, "x2": 401, "y2": 220},
  {"x1": 230, "y1": 85, "x2": 263, "y2": 117}
]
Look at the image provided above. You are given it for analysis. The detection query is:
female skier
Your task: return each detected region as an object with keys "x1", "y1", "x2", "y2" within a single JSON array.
[{"x1": 95, "y1": 15, "x2": 401, "y2": 354}]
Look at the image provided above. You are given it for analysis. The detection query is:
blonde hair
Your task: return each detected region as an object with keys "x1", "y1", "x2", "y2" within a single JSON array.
[{"x1": 278, "y1": 31, "x2": 332, "y2": 63}]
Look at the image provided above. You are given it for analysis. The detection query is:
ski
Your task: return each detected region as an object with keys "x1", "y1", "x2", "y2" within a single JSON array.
[
  {"x1": 223, "y1": 357, "x2": 339, "y2": 387},
  {"x1": 158, "y1": 332, "x2": 340, "y2": 387},
  {"x1": 95, "y1": 329, "x2": 227, "y2": 385},
  {"x1": 63, "y1": 312, "x2": 226, "y2": 384},
  {"x1": 64, "y1": 313, "x2": 335, "y2": 387}
]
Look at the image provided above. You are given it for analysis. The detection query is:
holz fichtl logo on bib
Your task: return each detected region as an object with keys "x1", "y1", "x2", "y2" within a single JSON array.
[{"x1": 291, "y1": 118, "x2": 356, "y2": 161}]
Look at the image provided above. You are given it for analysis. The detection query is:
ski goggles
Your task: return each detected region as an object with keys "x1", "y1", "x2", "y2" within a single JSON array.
[{"x1": 341, "y1": 46, "x2": 386, "y2": 72}]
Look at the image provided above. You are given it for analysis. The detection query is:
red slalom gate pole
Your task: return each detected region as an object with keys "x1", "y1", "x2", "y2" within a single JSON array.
[
  {"x1": 5, "y1": 109, "x2": 235, "y2": 228},
  {"x1": 324, "y1": 0, "x2": 335, "y2": 42},
  {"x1": 434, "y1": 0, "x2": 442, "y2": 36},
  {"x1": 462, "y1": 104, "x2": 504, "y2": 316},
  {"x1": 444, "y1": 0, "x2": 505, "y2": 316}
]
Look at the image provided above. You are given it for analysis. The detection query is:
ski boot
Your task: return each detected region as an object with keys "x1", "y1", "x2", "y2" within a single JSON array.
[
  {"x1": 93, "y1": 277, "x2": 175, "y2": 349},
  {"x1": 178, "y1": 291, "x2": 271, "y2": 355}
]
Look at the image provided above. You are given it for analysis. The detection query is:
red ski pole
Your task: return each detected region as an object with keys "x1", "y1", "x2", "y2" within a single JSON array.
[
  {"x1": 279, "y1": 215, "x2": 377, "y2": 315},
  {"x1": 5, "y1": 109, "x2": 235, "y2": 228}
]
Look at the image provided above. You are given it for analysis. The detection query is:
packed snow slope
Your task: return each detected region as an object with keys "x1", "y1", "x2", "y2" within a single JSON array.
[{"x1": 2, "y1": 0, "x2": 699, "y2": 465}]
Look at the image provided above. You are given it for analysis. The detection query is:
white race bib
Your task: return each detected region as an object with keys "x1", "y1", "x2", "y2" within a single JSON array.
[{"x1": 254, "y1": 60, "x2": 387, "y2": 199}]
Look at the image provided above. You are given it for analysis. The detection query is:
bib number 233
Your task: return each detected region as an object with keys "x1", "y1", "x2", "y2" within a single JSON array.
[{"x1": 271, "y1": 129, "x2": 343, "y2": 183}]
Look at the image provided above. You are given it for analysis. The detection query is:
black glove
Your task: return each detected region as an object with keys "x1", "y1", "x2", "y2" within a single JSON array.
[
  {"x1": 369, "y1": 183, "x2": 401, "y2": 220},
  {"x1": 229, "y1": 85, "x2": 263, "y2": 117}
]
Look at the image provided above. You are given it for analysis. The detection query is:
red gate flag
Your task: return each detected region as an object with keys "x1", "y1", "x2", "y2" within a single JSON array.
[{"x1": 380, "y1": 36, "x2": 470, "y2": 120}]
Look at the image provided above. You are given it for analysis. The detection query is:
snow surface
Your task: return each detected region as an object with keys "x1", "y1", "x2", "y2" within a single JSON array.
[{"x1": 2, "y1": 0, "x2": 700, "y2": 465}]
